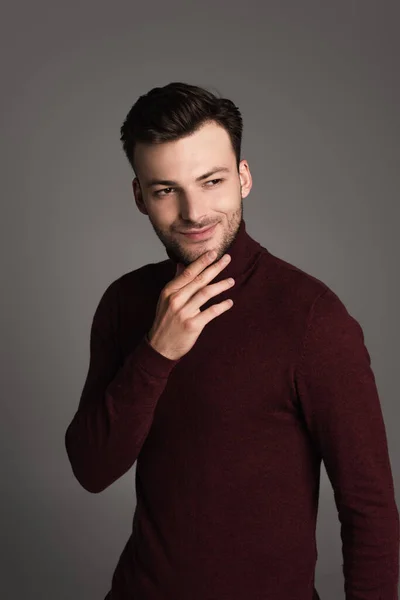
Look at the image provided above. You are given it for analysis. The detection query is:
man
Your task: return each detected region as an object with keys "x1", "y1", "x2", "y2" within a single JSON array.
[{"x1": 65, "y1": 82, "x2": 399, "y2": 599}]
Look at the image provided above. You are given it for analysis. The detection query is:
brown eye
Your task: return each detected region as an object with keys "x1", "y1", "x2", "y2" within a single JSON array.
[
  {"x1": 205, "y1": 178, "x2": 223, "y2": 187},
  {"x1": 155, "y1": 187, "x2": 174, "y2": 197}
]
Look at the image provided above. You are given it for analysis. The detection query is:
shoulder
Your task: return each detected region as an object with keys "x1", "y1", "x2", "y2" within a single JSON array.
[
  {"x1": 104, "y1": 260, "x2": 167, "y2": 297},
  {"x1": 258, "y1": 247, "x2": 363, "y2": 341},
  {"x1": 259, "y1": 246, "x2": 342, "y2": 314}
]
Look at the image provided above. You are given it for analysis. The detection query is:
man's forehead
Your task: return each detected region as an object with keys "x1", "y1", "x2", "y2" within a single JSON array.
[{"x1": 136, "y1": 123, "x2": 233, "y2": 170}]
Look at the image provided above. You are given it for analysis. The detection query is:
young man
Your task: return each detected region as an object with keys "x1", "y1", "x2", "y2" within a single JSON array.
[{"x1": 65, "y1": 82, "x2": 399, "y2": 599}]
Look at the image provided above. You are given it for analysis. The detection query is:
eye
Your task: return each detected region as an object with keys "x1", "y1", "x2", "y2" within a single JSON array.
[
  {"x1": 154, "y1": 187, "x2": 175, "y2": 198},
  {"x1": 205, "y1": 178, "x2": 223, "y2": 187}
]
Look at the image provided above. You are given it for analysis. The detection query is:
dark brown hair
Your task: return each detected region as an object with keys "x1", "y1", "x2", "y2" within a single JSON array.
[{"x1": 120, "y1": 82, "x2": 243, "y2": 175}]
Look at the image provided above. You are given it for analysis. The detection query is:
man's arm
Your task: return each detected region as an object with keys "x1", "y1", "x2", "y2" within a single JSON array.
[
  {"x1": 294, "y1": 287, "x2": 399, "y2": 599},
  {"x1": 65, "y1": 280, "x2": 180, "y2": 493}
]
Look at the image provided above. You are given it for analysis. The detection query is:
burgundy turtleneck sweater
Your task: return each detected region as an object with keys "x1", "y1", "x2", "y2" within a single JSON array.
[{"x1": 65, "y1": 218, "x2": 399, "y2": 600}]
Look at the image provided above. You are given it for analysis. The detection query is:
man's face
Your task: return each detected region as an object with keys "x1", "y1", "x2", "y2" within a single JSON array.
[{"x1": 132, "y1": 120, "x2": 252, "y2": 267}]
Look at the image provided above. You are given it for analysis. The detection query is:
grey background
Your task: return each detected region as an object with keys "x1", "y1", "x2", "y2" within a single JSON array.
[{"x1": 1, "y1": 1, "x2": 399, "y2": 599}]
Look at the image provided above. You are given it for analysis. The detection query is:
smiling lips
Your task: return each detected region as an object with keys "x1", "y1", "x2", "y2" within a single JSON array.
[
  {"x1": 179, "y1": 223, "x2": 218, "y2": 240},
  {"x1": 180, "y1": 224, "x2": 216, "y2": 234}
]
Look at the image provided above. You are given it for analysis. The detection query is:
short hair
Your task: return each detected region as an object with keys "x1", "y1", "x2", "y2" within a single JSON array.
[{"x1": 120, "y1": 82, "x2": 243, "y2": 175}]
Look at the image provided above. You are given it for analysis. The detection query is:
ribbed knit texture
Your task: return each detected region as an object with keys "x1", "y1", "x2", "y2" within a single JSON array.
[{"x1": 65, "y1": 218, "x2": 399, "y2": 599}]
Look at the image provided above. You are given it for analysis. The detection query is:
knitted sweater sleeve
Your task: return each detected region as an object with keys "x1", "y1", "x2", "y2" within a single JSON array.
[
  {"x1": 295, "y1": 287, "x2": 399, "y2": 600},
  {"x1": 65, "y1": 280, "x2": 180, "y2": 493}
]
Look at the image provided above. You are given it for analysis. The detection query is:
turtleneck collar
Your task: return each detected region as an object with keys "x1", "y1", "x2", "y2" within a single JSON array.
[{"x1": 164, "y1": 218, "x2": 263, "y2": 286}]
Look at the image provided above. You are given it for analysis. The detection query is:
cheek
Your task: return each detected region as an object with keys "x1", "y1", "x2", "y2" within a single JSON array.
[{"x1": 217, "y1": 183, "x2": 239, "y2": 202}]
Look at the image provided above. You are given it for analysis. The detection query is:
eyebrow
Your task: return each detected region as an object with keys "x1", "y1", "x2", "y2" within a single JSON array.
[{"x1": 145, "y1": 166, "x2": 231, "y2": 188}]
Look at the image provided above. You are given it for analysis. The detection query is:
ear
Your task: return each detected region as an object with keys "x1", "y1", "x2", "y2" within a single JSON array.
[
  {"x1": 132, "y1": 177, "x2": 148, "y2": 215},
  {"x1": 239, "y1": 159, "x2": 252, "y2": 198}
]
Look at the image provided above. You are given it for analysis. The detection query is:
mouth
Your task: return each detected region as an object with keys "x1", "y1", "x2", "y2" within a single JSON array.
[{"x1": 179, "y1": 223, "x2": 218, "y2": 240}]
